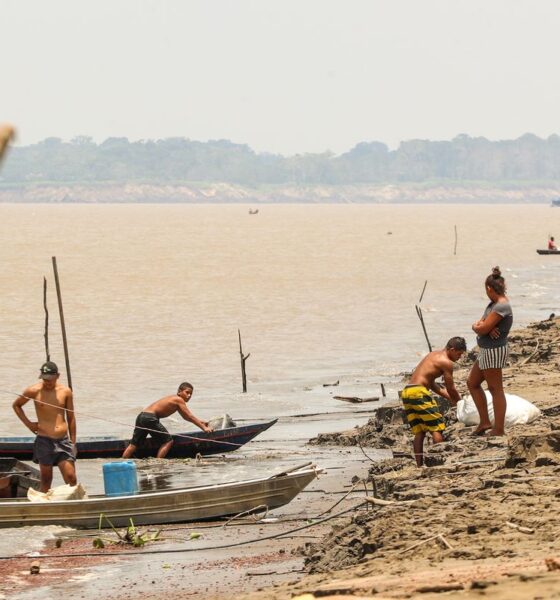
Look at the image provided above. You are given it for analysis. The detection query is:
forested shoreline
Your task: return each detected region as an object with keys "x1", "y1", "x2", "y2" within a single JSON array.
[{"x1": 3, "y1": 133, "x2": 560, "y2": 186}]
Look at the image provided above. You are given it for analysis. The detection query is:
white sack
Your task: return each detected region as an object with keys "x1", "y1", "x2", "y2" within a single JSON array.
[
  {"x1": 207, "y1": 414, "x2": 237, "y2": 430},
  {"x1": 27, "y1": 483, "x2": 88, "y2": 502},
  {"x1": 457, "y1": 391, "x2": 541, "y2": 427}
]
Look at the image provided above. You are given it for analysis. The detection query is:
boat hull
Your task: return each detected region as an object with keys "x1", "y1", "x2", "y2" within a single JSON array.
[
  {"x1": 0, "y1": 467, "x2": 319, "y2": 529},
  {"x1": 536, "y1": 249, "x2": 560, "y2": 255},
  {"x1": 0, "y1": 458, "x2": 40, "y2": 498},
  {"x1": 0, "y1": 420, "x2": 277, "y2": 460}
]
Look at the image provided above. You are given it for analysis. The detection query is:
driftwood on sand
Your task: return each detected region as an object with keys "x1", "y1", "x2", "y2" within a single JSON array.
[{"x1": 334, "y1": 396, "x2": 379, "y2": 404}]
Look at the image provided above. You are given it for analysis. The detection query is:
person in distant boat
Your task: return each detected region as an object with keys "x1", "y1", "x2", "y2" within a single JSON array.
[
  {"x1": 548, "y1": 236, "x2": 557, "y2": 250},
  {"x1": 467, "y1": 266, "x2": 513, "y2": 437},
  {"x1": 12, "y1": 361, "x2": 78, "y2": 492},
  {"x1": 122, "y1": 382, "x2": 213, "y2": 459},
  {"x1": 401, "y1": 337, "x2": 466, "y2": 467}
]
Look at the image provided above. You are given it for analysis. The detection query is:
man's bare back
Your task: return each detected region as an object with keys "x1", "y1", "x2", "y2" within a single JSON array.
[
  {"x1": 144, "y1": 394, "x2": 191, "y2": 419},
  {"x1": 143, "y1": 387, "x2": 211, "y2": 428},
  {"x1": 409, "y1": 349, "x2": 459, "y2": 403}
]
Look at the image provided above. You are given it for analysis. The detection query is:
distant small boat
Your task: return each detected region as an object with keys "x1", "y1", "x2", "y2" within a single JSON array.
[
  {"x1": 551, "y1": 198, "x2": 560, "y2": 207},
  {"x1": 248, "y1": 209, "x2": 259, "y2": 215},
  {"x1": 536, "y1": 249, "x2": 560, "y2": 255},
  {"x1": 0, "y1": 464, "x2": 320, "y2": 529}
]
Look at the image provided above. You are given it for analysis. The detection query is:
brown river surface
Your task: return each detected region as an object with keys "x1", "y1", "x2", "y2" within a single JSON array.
[{"x1": 0, "y1": 203, "x2": 558, "y2": 556}]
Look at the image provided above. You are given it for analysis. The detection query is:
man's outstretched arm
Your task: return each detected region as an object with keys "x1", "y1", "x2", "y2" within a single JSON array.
[{"x1": 177, "y1": 400, "x2": 213, "y2": 433}]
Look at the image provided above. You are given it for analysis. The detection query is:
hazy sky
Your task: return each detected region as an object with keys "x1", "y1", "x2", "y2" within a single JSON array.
[{"x1": 3, "y1": 0, "x2": 560, "y2": 155}]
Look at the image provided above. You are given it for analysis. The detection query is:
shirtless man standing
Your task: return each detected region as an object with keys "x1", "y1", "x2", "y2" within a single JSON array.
[
  {"x1": 13, "y1": 361, "x2": 77, "y2": 492},
  {"x1": 122, "y1": 382, "x2": 213, "y2": 459},
  {"x1": 401, "y1": 337, "x2": 466, "y2": 466}
]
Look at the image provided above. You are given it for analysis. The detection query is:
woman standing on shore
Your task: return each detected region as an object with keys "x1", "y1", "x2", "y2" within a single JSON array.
[{"x1": 467, "y1": 267, "x2": 513, "y2": 436}]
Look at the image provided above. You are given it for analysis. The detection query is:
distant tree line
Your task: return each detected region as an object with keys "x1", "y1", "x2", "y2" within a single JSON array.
[{"x1": 2, "y1": 133, "x2": 560, "y2": 184}]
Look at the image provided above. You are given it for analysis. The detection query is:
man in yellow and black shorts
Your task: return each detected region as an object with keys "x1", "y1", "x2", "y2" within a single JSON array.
[{"x1": 401, "y1": 337, "x2": 466, "y2": 466}]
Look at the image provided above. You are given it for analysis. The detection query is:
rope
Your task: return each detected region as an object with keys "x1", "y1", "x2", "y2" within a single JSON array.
[
  {"x1": 3, "y1": 390, "x2": 243, "y2": 448},
  {"x1": 0, "y1": 501, "x2": 368, "y2": 561},
  {"x1": 222, "y1": 504, "x2": 269, "y2": 527}
]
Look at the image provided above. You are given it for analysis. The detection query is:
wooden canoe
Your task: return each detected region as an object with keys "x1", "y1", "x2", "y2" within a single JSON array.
[
  {"x1": 0, "y1": 465, "x2": 320, "y2": 529},
  {"x1": 0, "y1": 420, "x2": 277, "y2": 460},
  {"x1": 536, "y1": 249, "x2": 560, "y2": 255}
]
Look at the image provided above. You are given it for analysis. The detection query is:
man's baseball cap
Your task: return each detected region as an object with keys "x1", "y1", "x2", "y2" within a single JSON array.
[{"x1": 40, "y1": 361, "x2": 59, "y2": 380}]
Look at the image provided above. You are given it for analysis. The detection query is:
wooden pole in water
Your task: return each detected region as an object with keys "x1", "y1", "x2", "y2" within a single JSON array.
[
  {"x1": 43, "y1": 277, "x2": 50, "y2": 362},
  {"x1": 238, "y1": 329, "x2": 250, "y2": 393},
  {"x1": 416, "y1": 279, "x2": 432, "y2": 352},
  {"x1": 52, "y1": 257, "x2": 73, "y2": 390},
  {"x1": 454, "y1": 225, "x2": 458, "y2": 256},
  {"x1": 415, "y1": 305, "x2": 432, "y2": 352},
  {"x1": 418, "y1": 280, "x2": 428, "y2": 303},
  {"x1": 380, "y1": 383, "x2": 386, "y2": 398}
]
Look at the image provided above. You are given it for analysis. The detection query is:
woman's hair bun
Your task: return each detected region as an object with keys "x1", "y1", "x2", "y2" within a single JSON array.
[{"x1": 491, "y1": 266, "x2": 502, "y2": 278}]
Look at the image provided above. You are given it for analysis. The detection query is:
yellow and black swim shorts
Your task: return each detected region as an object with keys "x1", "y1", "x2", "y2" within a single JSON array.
[{"x1": 400, "y1": 385, "x2": 445, "y2": 434}]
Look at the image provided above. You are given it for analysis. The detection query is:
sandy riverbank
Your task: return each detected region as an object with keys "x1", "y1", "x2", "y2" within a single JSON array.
[
  {"x1": 2, "y1": 317, "x2": 559, "y2": 600},
  {"x1": 246, "y1": 315, "x2": 560, "y2": 599},
  {"x1": 1, "y1": 181, "x2": 560, "y2": 204}
]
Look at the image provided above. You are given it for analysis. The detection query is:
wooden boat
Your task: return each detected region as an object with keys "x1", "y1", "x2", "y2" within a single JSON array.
[
  {"x1": 0, "y1": 458, "x2": 40, "y2": 498},
  {"x1": 0, "y1": 419, "x2": 277, "y2": 460},
  {"x1": 0, "y1": 464, "x2": 320, "y2": 529},
  {"x1": 536, "y1": 249, "x2": 560, "y2": 255}
]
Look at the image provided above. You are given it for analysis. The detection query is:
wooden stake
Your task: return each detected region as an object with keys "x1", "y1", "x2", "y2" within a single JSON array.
[
  {"x1": 52, "y1": 257, "x2": 72, "y2": 390},
  {"x1": 415, "y1": 305, "x2": 432, "y2": 352},
  {"x1": 454, "y1": 225, "x2": 458, "y2": 256},
  {"x1": 418, "y1": 280, "x2": 428, "y2": 303},
  {"x1": 43, "y1": 277, "x2": 50, "y2": 362},
  {"x1": 238, "y1": 329, "x2": 250, "y2": 393},
  {"x1": 380, "y1": 383, "x2": 386, "y2": 398}
]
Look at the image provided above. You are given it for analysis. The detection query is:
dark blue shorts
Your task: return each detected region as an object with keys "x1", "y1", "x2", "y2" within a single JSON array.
[{"x1": 33, "y1": 435, "x2": 75, "y2": 466}]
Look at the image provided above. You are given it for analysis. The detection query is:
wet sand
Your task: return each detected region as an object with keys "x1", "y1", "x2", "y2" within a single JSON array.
[
  {"x1": 0, "y1": 446, "x2": 381, "y2": 600},
  {"x1": 2, "y1": 317, "x2": 560, "y2": 600}
]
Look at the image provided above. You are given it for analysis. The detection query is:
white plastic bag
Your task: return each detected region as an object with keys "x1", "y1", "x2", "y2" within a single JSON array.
[
  {"x1": 457, "y1": 391, "x2": 541, "y2": 427},
  {"x1": 27, "y1": 483, "x2": 88, "y2": 502}
]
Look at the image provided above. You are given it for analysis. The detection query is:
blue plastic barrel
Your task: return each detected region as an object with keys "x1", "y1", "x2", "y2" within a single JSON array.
[{"x1": 102, "y1": 461, "x2": 138, "y2": 497}]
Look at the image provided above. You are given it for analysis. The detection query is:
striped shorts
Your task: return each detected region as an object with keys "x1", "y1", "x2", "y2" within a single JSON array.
[
  {"x1": 478, "y1": 345, "x2": 509, "y2": 370},
  {"x1": 400, "y1": 385, "x2": 445, "y2": 435}
]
